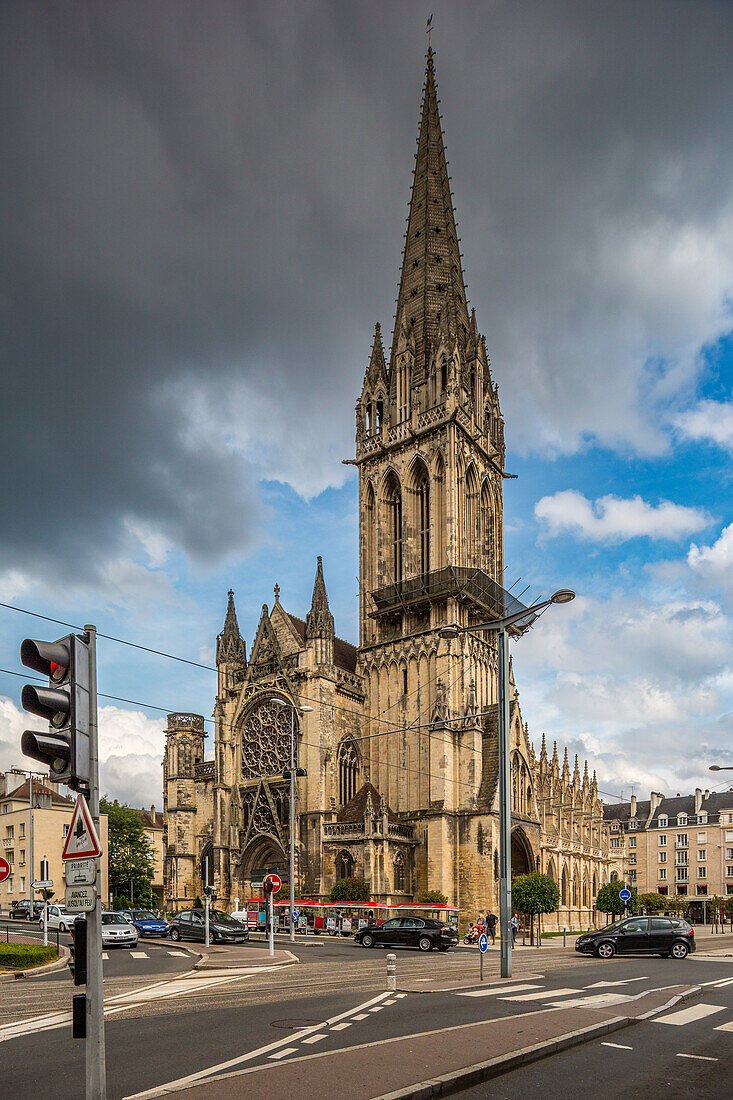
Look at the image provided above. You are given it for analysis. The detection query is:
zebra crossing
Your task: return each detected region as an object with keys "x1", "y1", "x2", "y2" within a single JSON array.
[{"x1": 101, "y1": 949, "x2": 188, "y2": 961}]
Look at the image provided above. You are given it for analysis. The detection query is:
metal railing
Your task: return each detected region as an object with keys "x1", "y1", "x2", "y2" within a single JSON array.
[{"x1": 369, "y1": 565, "x2": 535, "y2": 630}]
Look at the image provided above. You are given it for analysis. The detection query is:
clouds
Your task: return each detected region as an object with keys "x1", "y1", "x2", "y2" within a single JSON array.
[
  {"x1": 535, "y1": 491, "x2": 711, "y2": 542},
  {"x1": 676, "y1": 399, "x2": 733, "y2": 452},
  {"x1": 1, "y1": 1, "x2": 732, "y2": 591}
]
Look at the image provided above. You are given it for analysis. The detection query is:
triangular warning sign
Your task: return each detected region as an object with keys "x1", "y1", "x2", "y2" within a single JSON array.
[{"x1": 62, "y1": 793, "x2": 103, "y2": 860}]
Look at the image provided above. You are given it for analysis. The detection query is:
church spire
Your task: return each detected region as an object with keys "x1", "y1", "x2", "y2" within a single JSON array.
[
  {"x1": 390, "y1": 48, "x2": 470, "y2": 381},
  {"x1": 216, "y1": 589, "x2": 246, "y2": 667},
  {"x1": 306, "y1": 556, "x2": 335, "y2": 642}
]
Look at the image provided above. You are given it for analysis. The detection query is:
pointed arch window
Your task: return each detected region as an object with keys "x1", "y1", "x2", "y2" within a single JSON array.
[
  {"x1": 338, "y1": 740, "x2": 359, "y2": 806},
  {"x1": 364, "y1": 482, "x2": 376, "y2": 593},
  {"x1": 415, "y1": 466, "x2": 430, "y2": 574},
  {"x1": 440, "y1": 356, "x2": 448, "y2": 393},
  {"x1": 561, "y1": 867, "x2": 568, "y2": 906},
  {"x1": 463, "y1": 466, "x2": 479, "y2": 567},
  {"x1": 335, "y1": 850, "x2": 354, "y2": 881},
  {"x1": 384, "y1": 476, "x2": 403, "y2": 582},
  {"x1": 393, "y1": 852, "x2": 406, "y2": 892}
]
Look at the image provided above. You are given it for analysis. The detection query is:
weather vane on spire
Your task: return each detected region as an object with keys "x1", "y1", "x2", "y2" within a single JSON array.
[{"x1": 426, "y1": 13, "x2": 433, "y2": 51}]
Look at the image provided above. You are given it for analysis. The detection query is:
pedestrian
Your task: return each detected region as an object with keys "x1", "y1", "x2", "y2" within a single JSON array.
[
  {"x1": 510, "y1": 913, "x2": 518, "y2": 946},
  {"x1": 486, "y1": 911, "x2": 497, "y2": 945}
]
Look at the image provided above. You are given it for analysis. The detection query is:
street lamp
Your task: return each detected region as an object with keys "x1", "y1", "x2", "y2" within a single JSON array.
[
  {"x1": 709, "y1": 765, "x2": 733, "y2": 772},
  {"x1": 438, "y1": 588, "x2": 575, "y2": 978},
  {"x1": 273, "y1": 698, "x2": 313, "y2": 942}
]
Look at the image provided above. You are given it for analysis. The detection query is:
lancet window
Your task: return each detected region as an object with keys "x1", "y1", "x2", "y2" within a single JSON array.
[{"x1": 338, "y1": 740, "x2": 359, "y2": 806}]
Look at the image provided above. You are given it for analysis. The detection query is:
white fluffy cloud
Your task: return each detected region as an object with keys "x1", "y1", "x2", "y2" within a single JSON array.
[
  {"x1": 675, "y1": 399, "x2": 733, "y2": 452},
  {"x1": 534, "y1": 490, "x2": 711, "y2": 542}
]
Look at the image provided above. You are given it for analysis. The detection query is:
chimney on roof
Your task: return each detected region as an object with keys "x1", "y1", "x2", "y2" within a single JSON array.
[
  {"x1": 695, "y1": 788, "x2": 703, "y2": 814},
  {"x1": 151, "y1": 804, "x2": 155, "y2": 813},
  {"x1": 650, "y1": 791, "x2": 662, "y2": 814},
  {"x1": 704, "y1": 790, "x2": 709, "y2": 799},
  {"x1": 630, "y1": 794, "x2": 637, "y2": 816}
]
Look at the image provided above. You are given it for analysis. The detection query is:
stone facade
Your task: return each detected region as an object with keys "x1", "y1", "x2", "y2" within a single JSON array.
[{"x1": 162, "y1": 48, "x2": 612, "y2": 928}]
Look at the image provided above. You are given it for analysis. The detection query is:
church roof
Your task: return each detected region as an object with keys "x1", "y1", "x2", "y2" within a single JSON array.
[
  {"x1": 390, "y1": 47, "x2": 470, "y2": 378},
  {"x1": 285, "y1": 612, "x2": 358, "y2": 673},
  {"x1": 337, "y1": 781, "x2": 397, "y2": 823},
  {"x1": 217, "y1": 589, "x2": 246, "y2": 665}
]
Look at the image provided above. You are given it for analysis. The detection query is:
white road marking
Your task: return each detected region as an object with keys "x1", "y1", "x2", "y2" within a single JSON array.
[
  {"x1": 124, "y1": 991, "x2": 392, "y2": 1097},
  {"x1": 586, "y1": 977, "x2": 647, "y2": 988},
  {"x1": 457, "y1": 984, "x2": 541, "y2": 998},
  {"x1": 714, "y1": 1020, "x2": 733, "y2": 1032},
  {"x1": 394, "y1": 993, "x2": 407, "y2": 999},
  {"x1": 352, "y1": 1013, "x2": 369, "y2": 1020},
  {"x1": 130, "y1": 952, "x2": 148, "y2": 959},
  {"x1": 330, "y1": 1022, "x2": 351, "y2": 1031},
  {"x1": 102, "y1": 953, "x2": 109, "y2": 960},
  {"x1": 601, "y1": 1042, "x2": 633, "y2": 1050},
  {"x1": 383, "y1": 999, "x2": 396, "y2": 1005},
  {"x1": 676, "y1": 1053, "x2": 718, "y2": 1061},
  {"x1": 268, "y1": 1047, "x2": 298, "y2": 1060},
  {"x1": 501, "y1": 987, "x2": 580, "y2": 1002},
  {"x1": 368, "y1": 1005, "x2": 385, "y2": 1012},
  {"x1": 709, "y1": 977, "x2": 733, "y2": 988},
  {"x1": 167, "y1": 951, "x2": 186, "y2": 956},
  {"x1": 301, "y1": 1033, "x2": 326, "y2": 1044},
  {"x1": 548, "y1": 994, "x2": 634, "y2": 1009},
  {"x1": 655, "y1": 1004, "x2": 726, "y2": 1026}
]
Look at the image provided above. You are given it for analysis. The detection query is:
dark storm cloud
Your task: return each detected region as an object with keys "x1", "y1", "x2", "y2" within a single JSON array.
[{"x1": 2, "y1": 0, "x2": 731, "y2": 582}]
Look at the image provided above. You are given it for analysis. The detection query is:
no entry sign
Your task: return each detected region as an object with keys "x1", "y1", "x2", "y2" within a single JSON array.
[
  {"x1": 264, "y1": 873, "x2": 282, "y2": 893},
  {"x1": 0, "y1": 856, "x2": 10, "y2": 884}
]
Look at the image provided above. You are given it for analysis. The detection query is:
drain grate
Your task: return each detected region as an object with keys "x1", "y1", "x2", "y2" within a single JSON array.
[{"x1": 270, "y1": 1018, "x2": 322, "y2": 1030}]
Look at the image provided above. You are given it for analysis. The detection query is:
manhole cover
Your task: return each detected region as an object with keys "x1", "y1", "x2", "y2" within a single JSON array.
[{"x1": 271, "y1": 1019, "x2": 322, "y2": 1030}]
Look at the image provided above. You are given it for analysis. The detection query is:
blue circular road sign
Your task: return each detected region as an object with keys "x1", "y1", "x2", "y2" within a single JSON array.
[
  {"x1": 478, "y1": 933, "x2": 489, "y2": 953},
  {"x1": 619, "y1": 888, "x2": 631, "y2": 902}
]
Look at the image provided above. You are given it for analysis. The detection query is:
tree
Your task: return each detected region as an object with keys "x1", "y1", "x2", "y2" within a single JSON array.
[
  {"x1": 329, "y1": 877, "x2": 370, "y2": 902},
  {"x1": 635, "y1": 892, "x2": 668, "y2": 914},
  {"x1": 100, "y1": 797, "x2": 156, "y2": 909},
  {"x1": 416, "y1": 889, "x2": 448, "y2": 905},
  {"x1": 512, "y1": 873, "x2": 560, "y2": 944},
  {"x1": 724, "y1": 897, "x2": 733, "y2": 919},
  {"x1": 595, "y1": 880, "x2": 632, "y2": 918},
  {"x1": 669, "y1": 894, "x2": 690, "y2": 917}
]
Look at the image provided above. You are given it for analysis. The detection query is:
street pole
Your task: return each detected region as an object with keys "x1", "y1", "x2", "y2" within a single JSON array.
[
  {"x1": 85, "y1": 624, "x2": 106, "y2": 1100},
  {"x1": 498, "y1": 628, "x2": 512, "y2": 979},
  {"x1": 204, "y1": 857, "x2": 210, "y2": 948},
  {"x1": 268, "y1": 891, "x2": 274, "y2": 957},
  {"x1": 42, "y1": 856, "x2": 48, "y2": 946},
  {"x1": 289, "y1": 708, "x2": 296, "y2": 943},
  {"x1": 28, "y1": 774, "x2": 34, "y2": 904}
]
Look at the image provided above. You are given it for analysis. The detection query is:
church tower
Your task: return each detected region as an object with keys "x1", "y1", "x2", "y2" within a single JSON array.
[{"x1": 355, "y1": 48, "x2": 508, "y2": 861}]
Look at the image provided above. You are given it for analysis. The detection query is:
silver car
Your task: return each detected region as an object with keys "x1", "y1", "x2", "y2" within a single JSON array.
[{"x1": 101, "y1": 911, "x2": 138, "y2": 948}]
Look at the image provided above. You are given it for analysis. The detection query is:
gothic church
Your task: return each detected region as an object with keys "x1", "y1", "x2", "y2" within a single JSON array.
[{"x1": 163, "y1": 50, "x2": 611, "y2": 927}]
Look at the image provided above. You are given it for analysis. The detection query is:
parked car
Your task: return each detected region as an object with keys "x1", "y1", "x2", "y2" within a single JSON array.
[
  {"x1": 575, "y1": 916, "x2": 696, "y2": 959},
  {"x1": 101, "y1": 912, "x2": 139, "y2": 948},
  {"x1": 118, "y1": 909, "x2": 169, "y2": 937},
  {"x1": 168, "y1": 908, "x2": 250, "y2": 944},
  {"x1": 354, "y1": 916, "x2": 459, "y2": 952},
  {"x1": 10, "y1": 899, "x2": 44, "y2": 920},
  {"x1": 44, "y1": 904, "x2": 73, "y2": 932}
]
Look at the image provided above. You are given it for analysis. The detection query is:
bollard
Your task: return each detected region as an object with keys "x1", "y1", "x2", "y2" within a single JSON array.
[
  {"x1": 386, "y1": 953, "x2": 396, "y2": 992},
  {"x1": 563, "y1": 928, "x2": 566, "y2": 947}
]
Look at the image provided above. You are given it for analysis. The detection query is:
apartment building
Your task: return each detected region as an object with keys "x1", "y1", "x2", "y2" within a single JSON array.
[
  {"x1": 0, "y1": 773, "x2": 108, "y2": 911},
  {"x1": 604, "y1": 788, "x2": 733, "y2": 920},
  {"x1": 134, "y1": 804, "x2": 164, "y2": 907}
]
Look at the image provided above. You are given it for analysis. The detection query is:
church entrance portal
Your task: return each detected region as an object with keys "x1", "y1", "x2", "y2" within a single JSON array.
[
  {"x1": 511, "y1": 828, "x2": 533, "y2": 879},
  {"x1": 239, "y1": 837, "x2": 287, "y2": 894}
]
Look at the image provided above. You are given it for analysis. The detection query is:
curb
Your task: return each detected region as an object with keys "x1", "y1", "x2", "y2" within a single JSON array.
[
  {"x1": 376, "y1": 985, "x2": 701, "y2": 1100},
  {"x1": 0, "y1": 944, "x2": 69, "y2": 983}
]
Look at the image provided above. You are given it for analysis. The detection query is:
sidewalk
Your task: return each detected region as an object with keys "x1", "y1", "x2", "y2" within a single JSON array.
[
  {"x1": 193, "y1": 942, "x2": 296, "y2": 970},
  {"x1": 129, "y1": 983, "x2": 696, "y2": 1099}
]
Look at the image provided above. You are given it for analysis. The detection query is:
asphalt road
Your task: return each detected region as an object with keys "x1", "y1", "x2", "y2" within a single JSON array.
[
  {"x1": 456, "y1": 974, "x2": 733, "y2": 1099},
  {"x1": 2, "y1": 944, "x2": 730, "y2": 1099}
]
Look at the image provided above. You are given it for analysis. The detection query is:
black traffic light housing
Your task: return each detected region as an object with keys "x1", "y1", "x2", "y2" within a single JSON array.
[
  {"x1": 20, "y1": 634, "x2": 90, "y2": 792},
  {"x1": 68, "y1": 917, "x2": 88, "y2": 986},
  {"x1": 203, "y1": 885, "x2": 215, "y2": 898}
]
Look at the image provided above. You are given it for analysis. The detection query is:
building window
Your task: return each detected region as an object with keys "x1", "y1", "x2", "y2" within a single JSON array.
[
  {"x1": 698, "y1": 849, "x2": 706, "y2": 861},
  {"x1": 658, "y1": 816, "x2": 667, "y2": 828},
  {"x1": 676, "y1": 868, "x2": 687, "y2": 882},
  {"x1": 335, "y1": 850, "x2": 354, "y2": 881},
  {"x1": 698, "y1": 866, "x2": 706, "y2": 878},
  {"x1": 628, "y1": 819, "x2": 637, "y2": 831},
  {"x1": 63, "y1": 825, "x2": 70, "y2": 838},
  {"x1": 629, "y1": 854, "x2": 637, "y2": 865},
  {"x1": 659, "y1": 886, "x2": 668, "y2": 895},
  {"x1": 611, "y1": 838, "x2": 621, "y2": 849},
  {"x1": 628, "y1": 870, "x2": 636, "y2": 883},
  {"x1": 727, "y1": 848, "x2": 733, "y2": 861},
  {"x1": 20, "y1": 877, "x2": 25, "y2": 892},
  {"x1": 385, "y1": 477, "x2": 403, "y2": 582},
  {"x1": 697, "y1": 885, "x2": 708, "y2": 895},
  {"x1": 678, "y1": 815, "x2": 687, "y2": 826},
  {"x1": 393, "y1": 853, "x2": 406, "y2": 892},
  {"x1": 416, "y1": 467, "x2": 430, "y2": 574},
  {"x1": 659, "y1": 852, "x2": 666, "y2": 863},
  {"x1": 337, "y1": 740, "x2": 359, "y2": 806},
  {"x1": 698, "y1": 814, "x2": 707, "y2": 825},
  {"x1": 5, "y1": 826, "x2": 13, "y2": 839},
  {"x1": 676, "y1": 834, "x2": 688, "y2": 848},
  {"x1": 697, "y1": 832, "x2": 707, "y2": 843},
  {"x1": 676, "y1": 851, "x2": 688, "y2": 865},
  {"x1": 629, "y1": 837, "x2": 637, "y2": 848},
  {"x1": 19, "y1": 850, "x2": 25, "y2": 865},
  {"x1": 726, "y1": 866, "x2": 733, "y2": 878},
  {"x1": 659, "y1": 869, "x2": 667, "y2": 880},
  {"x1": 19, "y1": 824, "x2": 25, "y2": 838},
  {"x1": 659, "y1": 834, "x2": 667, "y2": 846}
]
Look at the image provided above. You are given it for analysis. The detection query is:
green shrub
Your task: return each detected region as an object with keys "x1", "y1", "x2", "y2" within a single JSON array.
[
  {"x1": 0, "y1": 943, "x2": 58, "y2": 970},
  {"x1": 329, "y1": 877, "x2": 370, "y2": 902},
  {"x1": 415, "y1": 889, "x2": 448, "y2": 905}
]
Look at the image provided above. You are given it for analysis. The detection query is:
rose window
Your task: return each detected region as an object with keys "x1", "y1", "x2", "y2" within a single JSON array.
[{"x1": 240, "y1": 697, "x2": 293, "y2": 779}]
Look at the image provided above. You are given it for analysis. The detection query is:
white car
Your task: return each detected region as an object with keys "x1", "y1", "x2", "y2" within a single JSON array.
[
  {"x1": 101, "y1": 912, "x2": 138, "y2": 948},
  {"x1": 43, "y1": 904, "x2": 73, "y2": 932}
]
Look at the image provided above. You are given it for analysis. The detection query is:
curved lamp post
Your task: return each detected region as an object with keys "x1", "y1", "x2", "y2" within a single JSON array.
[
  {"x1": 439, "y1": 589, "x2": 575, "y2": 977},
  {"x1": 273, "y1": 698, "x2": 313, "y2": 941}
]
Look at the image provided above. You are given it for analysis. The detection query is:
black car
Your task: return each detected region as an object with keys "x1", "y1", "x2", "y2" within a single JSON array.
[
  {"x1": 575, "y1": 916, "x2": 696, "y2": 959},
  {"x1": 9, "y1": 900, "x2": 44, "y2": 920},
  {"x1": 354, "y1": 916, "x2": 459, "y2": 952},
  {"x1": 168, "y1": 908, "x2": 249, "y2": 945}
]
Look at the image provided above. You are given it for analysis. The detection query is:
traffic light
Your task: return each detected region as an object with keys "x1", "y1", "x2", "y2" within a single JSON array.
[
  {"x1": 68, "y1": 916, "x2": 88, "y2": 986},
  {"x1": 20, "y1": 633, "x2": 90, "y2": 792}
]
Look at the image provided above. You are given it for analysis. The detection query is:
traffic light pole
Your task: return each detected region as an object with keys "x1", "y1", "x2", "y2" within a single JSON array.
[{"x1": 85, "y1": 625, "x2": 106, "y2": 1100}]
